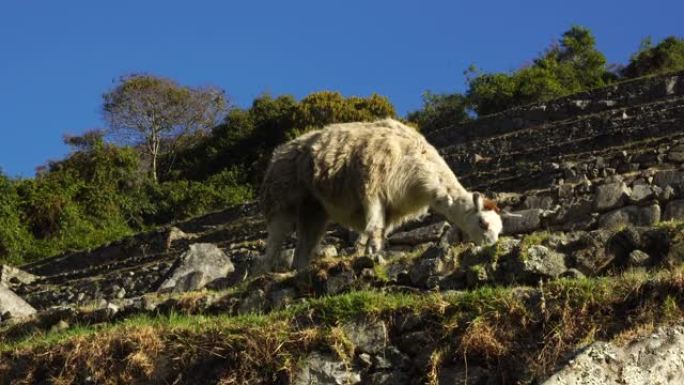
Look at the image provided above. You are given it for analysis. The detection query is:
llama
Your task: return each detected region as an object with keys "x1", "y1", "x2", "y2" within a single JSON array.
[{"x1": 257, "y1": 118, "x2": 503, "y2": 273}]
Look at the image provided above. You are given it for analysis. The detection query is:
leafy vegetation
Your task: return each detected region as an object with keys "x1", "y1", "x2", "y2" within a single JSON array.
[
  {"x1": 408, "y1": 28, "x2": 684, "y2": 128},
  {"x1": 0, "y1": 27, "x2": 681, "y2": 265},
  {"x1": 0, "y1": 89, "x2": 394, "y2": 265}
]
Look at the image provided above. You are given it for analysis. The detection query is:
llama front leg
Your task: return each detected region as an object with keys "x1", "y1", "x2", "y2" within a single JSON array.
[
  {"x1": 360, "y1": 198, "x2": 385, "y2": 255},
  {"x1": 254, "y1": 214, "x2": 295, "y2": 275}
]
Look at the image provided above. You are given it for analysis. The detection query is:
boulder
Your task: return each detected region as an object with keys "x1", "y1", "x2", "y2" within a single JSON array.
[
  {"x1": 572, "y1": 230, "x2": 614, "y2": 276},
  {"x1": 409, "y1": 255, "x2": 446, "y2": 288},
  {"x1": 342, "y1": 319, "x2": 388, "y2": 354},
  {"x1": 388, "y1": 221, "x2": 450, "y2": 246},
  {"x1": 627, "y1": 184, "x2": 655, "y2": 203},
  {"x1": 157, "y1": 243, "x2": 235, "y2": 293},
  {"x1": 0, "y1": 265, "x2": 39, "y2": 287},
  {"x1": 502, "y1": 209, "x2": 542, "y2": 234},
  {"x1": 628, "y1": 250, "x2": 652, "y2": 267},
  {"x1": 594, "y1": 182, "x2": 630, "y2": 211},
  {"x1": 293, "y1": 352, "x2": 361, "y2": 385},
  {"x1": 598, "y1": 204, "x2": 661, "y2": 229},
  {"x1": 653, "y1": 170, "x2": 684, "y2": 194},
  {"x1": 0, "y1": 285, "x2": 36, "y2": 320},
  {"x1": 664, "y1": 199, "x2": 684, "y2": 221},
  {"x1": 517, "y1": 245, "x2": 567, "y2": 281},
  {"x1": 542, "y1": 325, "x2": 684, "y2": 385}
]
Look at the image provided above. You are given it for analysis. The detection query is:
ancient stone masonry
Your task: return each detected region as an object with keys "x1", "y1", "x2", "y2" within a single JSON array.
[
  {"x1": 424, "y1": 71, "x2": 684, "y2": 234},
  {"x1": 2, "y1": 72, "x2": 684, "y2": 385}
]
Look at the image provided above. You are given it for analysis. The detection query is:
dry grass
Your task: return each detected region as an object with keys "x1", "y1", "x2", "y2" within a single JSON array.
[{"x1": 1, "y1": 266, "x2": 683, "y2": 384}]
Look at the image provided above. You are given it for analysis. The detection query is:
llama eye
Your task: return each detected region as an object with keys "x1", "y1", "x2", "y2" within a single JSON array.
[{"x1": 479, "y1": 219, "x2": 489, "y2": 230}]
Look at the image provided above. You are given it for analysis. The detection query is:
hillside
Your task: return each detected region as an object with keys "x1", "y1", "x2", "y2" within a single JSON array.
[{"x1": 1, "y1": 71, "x2": 684, "y2": 384}]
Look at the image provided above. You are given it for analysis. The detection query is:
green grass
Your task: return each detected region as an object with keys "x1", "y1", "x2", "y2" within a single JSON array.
[{"x1": 2, "y1": 266, "x2": 684, "y2": 384}]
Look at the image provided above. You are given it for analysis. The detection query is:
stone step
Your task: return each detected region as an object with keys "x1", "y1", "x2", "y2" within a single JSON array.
[
  {"x1": 440, "y1": 98, "x2": 684, "y2": 164},
  {"x1": 426, "y1": 71, "x2": 684, "y2": 147}
]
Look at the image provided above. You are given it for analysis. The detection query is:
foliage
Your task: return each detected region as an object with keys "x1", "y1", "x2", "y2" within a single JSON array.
[
  {"x1": 168, "y1": 91, "x2": 396, "y2": 184},
  {"x1": 467, "y1": 26, "x2": 609, "y2": 116},
  {"x1": 406, "y1": 91, "x2": 470, "y2": 133},
  {"x1": 102, "y1": 74, "x2": 229, "y2": 182},
  {"x1": 139, "y1": 168, "x2": 253, "y2": 225},
  {"x1": 622, "y1": 36, "x2": 684, "y2": 78}
]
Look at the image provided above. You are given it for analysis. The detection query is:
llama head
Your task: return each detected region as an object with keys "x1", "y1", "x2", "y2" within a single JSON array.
[{"x1": 458, "y1": 192, "x2": 502, "y2": 246}]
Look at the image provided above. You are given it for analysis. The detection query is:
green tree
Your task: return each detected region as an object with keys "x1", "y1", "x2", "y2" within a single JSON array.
[
  {"x1": 169, "y1": 91, "x2": 396, "y2": 184},
  {"x1": 466, "y1": 26, "x2": 609, "y2": 116},
  {"x1": 0, "y1": 171, "x2": 31, "y2": 264},
  {"x1": 102, "y1": 74, "x2": 229, "y2": 182},
  {"x1": 622, "y1": 36, "x2": 684, "y2": 78},
  {"x1": 406, "y1": 91, "x2": 470, "y2": 133}
]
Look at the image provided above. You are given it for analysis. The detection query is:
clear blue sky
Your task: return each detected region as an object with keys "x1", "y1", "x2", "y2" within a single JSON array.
[{"x1": 1, "y1": 0, "x2": 682, "y2": 177}]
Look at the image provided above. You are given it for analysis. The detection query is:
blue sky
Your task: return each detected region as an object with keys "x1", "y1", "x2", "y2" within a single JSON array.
[{"x1": 1, "y1": 0, "x2": 682, "y2": 177}]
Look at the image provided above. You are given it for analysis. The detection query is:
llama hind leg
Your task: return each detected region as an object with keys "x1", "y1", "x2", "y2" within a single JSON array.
[
  {"x1": 254, "y1": 213, "x2": 295, "y2": 275},
  {"x1": 293, "y1": 199, "x2": 328, "y2": 271}
]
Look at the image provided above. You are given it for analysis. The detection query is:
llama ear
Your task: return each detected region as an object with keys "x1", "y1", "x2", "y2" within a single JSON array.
[
  {"x1": 483, "y1": 198, "x2": 501, "y2": 214},
  {"x1": 472, "y1": 192, "x2": 484, "y2": 212}
]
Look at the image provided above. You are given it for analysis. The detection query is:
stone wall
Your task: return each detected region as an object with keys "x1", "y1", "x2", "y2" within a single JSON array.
[{"x1": 420, "y1": 71, "x2": 684, "y2": 234}]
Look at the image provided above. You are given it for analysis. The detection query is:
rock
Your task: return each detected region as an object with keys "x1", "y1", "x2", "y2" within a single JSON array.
[
  {"x1": 502, "y1": 209, "x2": 542, "y2": 234},
  {"x1": 669, "y1": 150, "x2": 684, "y2": 163},
  {"x1": 657, "y1": 185, "x2": 676, "y2": 201},
  {"x1": 293, "y1": 352, "x2": 361, "y2": 385},
  {"x1": 50, "y1": 319, "x2": 70, "y2": 333},
  {"x1": 357, "y1": 352, "x2": 372, "y2": 368},
  {"x1": 653, "y1": 170, "x2": 684, "y2": 194},
  {"x1": 388, "y1": 221, "x2": 450, "y2": 246},
  {"x1": 0, "y1": 285, "x2": 36, "y2": 320},
  {"x1": 517, "y1": 245, "x2": 567, "y2": 281},
  {"x1": 238, "y1": 289, "x2": 266, "y2": 315},
  {"x1": 268, "y1": 287, "x2": 296, "y2": 310},
  {"x1": 342, "y1": 319, "x2": 387, "y2": 354},
  {"x1": 606, "y1": 227, "x2": 641, "y2": 264},
  {"x1": 438, "y1": 365, "x2": 490, "y2": 385},
  {"x1": 409, "y1": 255, "x2": 446, "y2": 288},
  {"x1": 560, "y1": 268, "x2": 585, "y2": 279},
  {"x1": 165, "y1": 226, "x2": 198, "y2": 250},
  {"x1": 89, "y1": 302, "x2": 120, "y2": 323},
  {"x1": 664, "y1": 199, "x2": 684, "y2": 221},
  {"x1": 0, "y1": 265, "x2": 39, "y2": 287},
  {"x1": 551, "y1": 199, "x2": 594, "y2": 230},
  {"x1": 326, "y1": 270, "x2": 355, "y2": 295},
  {"x1": 157, "y1": 243, "x2": 235, "y2": 293},
  {"x1": 572, "y1": 230, "x2": 614, "y2": 276},
  {"x1": 542, "y1": 325, "x2": 684, "y2": 385},
  {"x1": 367, "y1": 371, "x2": 410, "y2": 385},
  {"x1": 353, "y1": 256, "x2": 375, "y2": 270},
  {"x1": 594, "y1": 182, "x2": 630, "y2": 211},
  {"x1": 628, "y1": 184, "x2": 655, "y2": 203},
  {"x1": 628, "y1": 249, "x2": 652, "y2": 267},
  {"x1": 318, "y1": 245, "x2": 338, "y2": 259},
  {"x1": 522, "y1": 195, "x2": 556, "y2": 210},
  {"x1": 598, "y1": 204, "x2": 661, "y2": 229}
]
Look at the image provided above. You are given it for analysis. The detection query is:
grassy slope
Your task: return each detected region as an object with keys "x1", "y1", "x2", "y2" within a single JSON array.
[{"x1": 1, "y1": 265, "x2": 683, "y2": 384}]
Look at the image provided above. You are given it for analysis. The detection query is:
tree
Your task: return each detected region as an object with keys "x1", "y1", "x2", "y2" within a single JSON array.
[
  {"x1": 102, "y1": 74, "x2": 228, "y2": 182},
  {"x1": 466, "y1": 26, "x2": 609, "y2": 116},
  {"x1": 407, "y1": 91, "x2": 470, "y2": 133},
  {"x1": 622, "y1": 36, "x2": 684, "y2": 78},
  {"x1": 167, "y1": 91, "x2": 396, "y2": 184}
]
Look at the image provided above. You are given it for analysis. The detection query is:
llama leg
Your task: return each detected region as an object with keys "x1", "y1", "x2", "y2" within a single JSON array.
[
  {"x1": 254, "y1": 213, "x2": 295, "y2": 275},
  {"x1": 362, "y1": 199, "x2": 385, "y2": 255},
  {"x1": 355, "y1": 233, "x2": 369, "y2": 255},
  {"x1": 293, "y1": 199, "x2": 328, "y2": 271}
]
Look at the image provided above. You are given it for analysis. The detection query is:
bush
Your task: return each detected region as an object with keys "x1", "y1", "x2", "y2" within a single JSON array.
[{"x1": 622, "y1": 36, "x2": 684, "y2": 78}]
